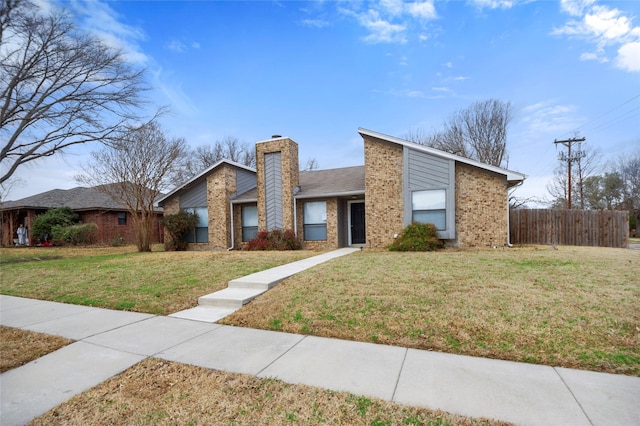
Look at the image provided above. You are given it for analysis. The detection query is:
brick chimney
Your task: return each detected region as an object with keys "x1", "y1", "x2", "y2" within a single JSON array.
[{"x1": 256, "y1": 136, "x2": 300, "y2": 232}]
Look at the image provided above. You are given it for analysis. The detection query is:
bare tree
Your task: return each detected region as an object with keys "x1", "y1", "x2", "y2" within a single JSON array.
[
  {"x1": 77, "y1": 120, "x2": 186, "y2": 252},
  {"x1": 614, "y1": 149, "x2": 640, "y2": 228},
  {"x1": 302, "y1": 157, "x2": 318, "y2": 171},
  {"x1": 170, "y1": 137, "x2": 256, "y2": 187},
  {"x1": 0, "y1": 1, "x2": 146, "y2": 185},
  {"x1": 411, "y1": 99, "x2": 512, "y2": 168}
]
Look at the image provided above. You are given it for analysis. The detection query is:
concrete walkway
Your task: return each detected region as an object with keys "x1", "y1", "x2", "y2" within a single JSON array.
[{"x1": 1, "y1": 249, "x2": 639, "y2": 425}]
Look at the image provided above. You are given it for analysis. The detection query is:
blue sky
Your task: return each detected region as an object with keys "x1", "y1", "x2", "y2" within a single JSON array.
[{"x1": 6, "y1": 0, "x2": 640, "y2": 205}]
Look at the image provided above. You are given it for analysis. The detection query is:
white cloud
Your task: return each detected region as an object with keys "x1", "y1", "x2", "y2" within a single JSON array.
[
  {"x1": 166, "y1": 40, "x2": 187, "y2": 53},
  {"x1": 406, "y1": 1, "x2": 437, "y2": 20},
  {"x1": 519, "y1": 101, "x2": 584, "y2": 137},
  {"x1": 580, "y1": 51, "x2": 608, "y2": 63},
  {"x1": 69, "y1": 0, "x2": 148, "y2": 64},
  {"x1": 616, "y1": 41, "x2": 640, "y2": 72},
  {"x1": 584, "y1": 6, "x2": 632, "y2": 40},
  {"x1": 553, "y1": 2, "x2": 640, "y2": 73},
  {"x1": 300, "y1": 19, "x2": 330, "y2": 28},
  {"x1": 360, "y1": 11, "x2": 408, "y2": 44},
  {"x1": 467, "y1": 0, "x2": 514, "y2": 10},
  {"x1": 339, "y1": 1, "x2": 437, "y2": 44},
  {"x1": 559, "y1": 0, "x2": 595, "y2": 17}
]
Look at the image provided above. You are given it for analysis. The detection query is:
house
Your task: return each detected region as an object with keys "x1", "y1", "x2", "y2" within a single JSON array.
[
  {"x1": 157, "y1": 128, "x2": 526, "y2": 250},
  {"x1": 0, "y1": 184, "x2": 164, "y2": 246}
]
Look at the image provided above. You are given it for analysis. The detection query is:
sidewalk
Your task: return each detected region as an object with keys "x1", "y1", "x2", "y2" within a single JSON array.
[{"x1": 2, "y1": 244, "x2": 640, "y2": 426}]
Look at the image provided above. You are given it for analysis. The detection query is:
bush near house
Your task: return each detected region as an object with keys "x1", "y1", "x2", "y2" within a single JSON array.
[
  {"x1": 388, "y1": 222, "x2": 444, "y2": 252},
  {"x1": 244, "y1": 229, "x2": 301, "y2": 251},
  {"x1": 51, "y1": 223, "x2": 97, "y2": 245},
  {"x1": 162, "y1": 211, "x2": 199, "y2": 251},
  {"x1": 31, "y1": 207, "x2": 79, "y2": 242}
]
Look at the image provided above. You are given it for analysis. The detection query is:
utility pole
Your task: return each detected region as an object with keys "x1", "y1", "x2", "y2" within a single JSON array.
[{"x1": 554, "y1": 137, "x2": 586, "y2": 209}]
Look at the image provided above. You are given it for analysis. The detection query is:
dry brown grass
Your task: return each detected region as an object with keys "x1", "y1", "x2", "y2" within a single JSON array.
[
  {"x1": 0, "y1": 326, "x2": 73, "y2": 373},
  {"x1": 31, "y1": 358, "x2": 510, "y2": 426},
  {"x1": 1, "y1": 246, "x2": 314, "y2": 315},
  {"x1": 222, "y1": 246, "x2": 640, "y2": 375}
]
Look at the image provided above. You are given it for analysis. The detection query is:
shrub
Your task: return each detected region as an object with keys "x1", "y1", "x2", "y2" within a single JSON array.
[
  {"x1": 244, "y1": 229, "x2": 301, "y2": 251},
  {"x1": 388, "y1": 222, "x2": 444, "y2": 252},
  {"x1": 162, "y1": 211, "x2": 199, "y2": 251},
  {"x1": 51, "y1": 223, "x2": 97, "y2": 245},
  {"x1": 31, "y1": 207, "x2": 78, "y2": 240}
]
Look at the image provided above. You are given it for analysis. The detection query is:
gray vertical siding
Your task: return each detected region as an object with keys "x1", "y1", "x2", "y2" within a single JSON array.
[
  {"x1": 264, "y1": 152, "x2": 284, "y2": 230},
  {"x1": 236, "y1": 169, "x2": 256, "y2": 196},
  {"x1": 179, "y1": 179, "x2": 207, "y2": 208},
  {"x1": 404, "y1": 148, "x2": 456, "y2": 239}
]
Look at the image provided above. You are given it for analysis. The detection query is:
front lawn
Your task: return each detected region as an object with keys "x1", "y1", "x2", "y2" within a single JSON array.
[{"x1": 222, "y1": 246, "x2": 640, "y2": 375}]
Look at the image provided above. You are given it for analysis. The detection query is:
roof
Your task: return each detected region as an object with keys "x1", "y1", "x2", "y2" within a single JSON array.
[
  {"x1": 1, "y1": 184, "x2": 133, "y2": 211},
  {"x1": 358, "y1": 127, "x2": 526, "y2": 186},
  {"x1": 232, "y1": 166, "x2": 366, "y2": 203},
  {"x1": 157, "y1": 159, "x2": 256, "y2": 206}
]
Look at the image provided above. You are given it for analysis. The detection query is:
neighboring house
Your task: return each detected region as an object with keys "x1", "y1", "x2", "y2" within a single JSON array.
[
  {"x1": 157, "y1": 128, "x2": 526, "y2": 250},
  {"x1": 0, "y1": 184, "x2": 164, "y2": 246}
]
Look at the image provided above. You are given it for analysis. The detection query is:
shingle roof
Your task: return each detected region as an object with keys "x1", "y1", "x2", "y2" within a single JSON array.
[
  {"x1": 297, "y1": 166, "x2": 365, "y2": 198},
  {"x1": 232, "y1": 166, "x2": 365, "y2": 203},
  {"x1": 1, "y1": 184, "x2": 153, "y2": 211}
]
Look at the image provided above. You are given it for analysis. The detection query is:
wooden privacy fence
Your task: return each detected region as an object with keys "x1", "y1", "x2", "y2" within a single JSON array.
[{"x1": 509, "y1": 209, "x2": 629, "y2": 248}]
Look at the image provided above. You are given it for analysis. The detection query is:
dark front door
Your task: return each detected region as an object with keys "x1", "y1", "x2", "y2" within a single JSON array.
[{"x1": 350, "y1": 202, "x2": 366, "y2": 245}]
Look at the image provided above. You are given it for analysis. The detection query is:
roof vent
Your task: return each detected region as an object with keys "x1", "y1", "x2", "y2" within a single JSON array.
[{"x1": 271, "y1": 134, "x2": 282, "y2": 139}]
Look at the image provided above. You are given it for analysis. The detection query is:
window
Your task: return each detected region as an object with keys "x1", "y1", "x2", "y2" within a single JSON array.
[
  {"x1": 412, "y1": 190, "x2": 446, "y2": 231},
  {"x1": 183, "y1": 207, "x2": 208, "y2": 243},
  {"x1": 304, "y1": 201, "x2": 327, "y2": 241},
  {"x1": 242, "y1": 205, "x2": 258, "y2": 242},
  {"x1": 117, "y1": 212, "x2": 126, "y2": 226}
]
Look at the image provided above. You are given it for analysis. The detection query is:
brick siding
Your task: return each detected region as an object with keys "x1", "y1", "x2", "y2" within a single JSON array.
[
  {"x1": 454, "y1": 162, "x2": 508, "y2": 248},
  {"x1": 363, "y1": 137, "x2": 404, "y2": 248}
]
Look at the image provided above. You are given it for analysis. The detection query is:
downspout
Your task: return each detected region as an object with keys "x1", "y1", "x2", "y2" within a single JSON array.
[
  {"x1": 227, "y1": 200, "x2": 235, "y2": 251},
  {"x1": 507, "y1": 181, "x2": 524, "y2": 248},
  {"x1": 293, "y1": 186, "x2": 300, "y2": 237},
  {"x1": 293, "y1": 195, "x2": 298, "y2": 236}
]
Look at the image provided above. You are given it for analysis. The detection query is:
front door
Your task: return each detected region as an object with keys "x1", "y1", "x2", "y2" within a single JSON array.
[{"x1": 350, "y1": 202, "x2": 366, "y2": 245}]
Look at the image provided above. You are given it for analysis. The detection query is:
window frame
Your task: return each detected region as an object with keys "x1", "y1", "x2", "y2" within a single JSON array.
[
  {"x1": 117, "y1": 212, "x2": 127, "y2": 226},
  {"x1": 411, "y1": 189, "x2": 447, "y2": 231},
  {"x1": 182, "y1": 207, "x2": 209, "y2": 243},
  {"x1": 303, "y1": 201, "x2": 327, "y2": 241},
  {"x1": 241, "y1": 205, "x2": 259, "y2": 242}
]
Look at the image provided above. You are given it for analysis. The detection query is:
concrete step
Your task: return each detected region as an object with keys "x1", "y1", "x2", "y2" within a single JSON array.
[
  {"x1": 198, "y1": 288, "x2": 267, "y2": 309},
  {"x1": 228, "y1": 276, "x2": 286, "y2": 290},
  {"x1": 169, "y1": 306, "x2": 238, "y2": 323}
]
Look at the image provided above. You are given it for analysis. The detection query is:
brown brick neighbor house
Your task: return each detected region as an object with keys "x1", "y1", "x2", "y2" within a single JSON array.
[
  {"x1": 1, "y1": 184, "x2": 163, "y2": 246},
  {"x1": 157, "y1": 128, "x2": 526, "y2": 250}
]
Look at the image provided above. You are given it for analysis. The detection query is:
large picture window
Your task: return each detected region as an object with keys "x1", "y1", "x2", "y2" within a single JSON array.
[
  {"x1": 242, "y1": 205, "x2": 258, "y2": 242},
  {"x1": 303, "y1": 201, "x2": 327, "y2": 241},
  {"x1": 183, "y1": 207, "x2": 208, "y2": 243},
  {"x1": 412, "y1": 189, "x2": 446, "y2": 231}
]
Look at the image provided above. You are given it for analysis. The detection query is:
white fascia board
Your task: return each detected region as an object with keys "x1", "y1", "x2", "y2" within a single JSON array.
[
  {"x1": 357, "y1": 128, "x2": 526, "y2": 183},
  {"x1": 157, "y1": 159, "x2": 256, "y2": 205}
]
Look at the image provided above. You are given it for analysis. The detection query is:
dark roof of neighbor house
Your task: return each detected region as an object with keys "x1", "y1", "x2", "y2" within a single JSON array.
[
  {"x1": 1, "y1": 184, "x2": 161, "y2": 212},
  {"x1": 232, "y1": 166, "x2": 365, "y2": 203},
  {"x1": 358, "y1": 127, "x2": 527, "y2": 187}
]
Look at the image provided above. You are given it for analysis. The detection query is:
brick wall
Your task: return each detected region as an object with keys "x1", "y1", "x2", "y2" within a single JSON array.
[
  {"x1": 454, "y1": 162, "x2": 508, "y2": 248},
  {"x1": 256, "y1": 138, "x2": 299, "y2": 232},
  {"x1": 160, "y1": 197, "x2": 179, "y2": 248},
  {"x1": 363, "y1": 137, "x2": 404, "y2": 248},
  {"x1": 206, "y1": 165, "x2": 237, "y2": 249}
]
